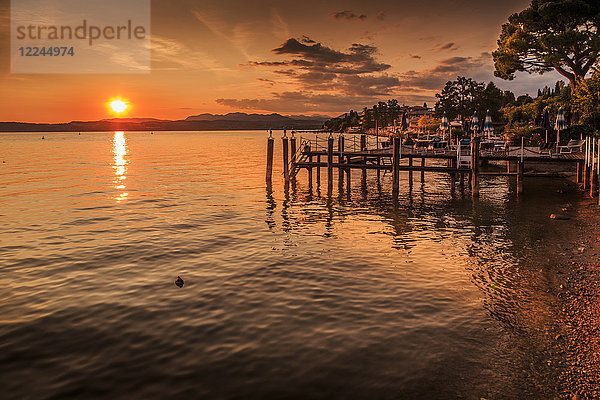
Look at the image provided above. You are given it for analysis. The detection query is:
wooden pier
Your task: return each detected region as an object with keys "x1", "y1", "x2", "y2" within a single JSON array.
[{"x1": 266, "y1": 133, "x2": 595, "y2": 199}]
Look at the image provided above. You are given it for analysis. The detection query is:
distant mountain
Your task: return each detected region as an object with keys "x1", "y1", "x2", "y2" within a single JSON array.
[
  {"x1": 0, "y1": 113, "x2": 329, "y2": 132},
  {"x1": 185, "y1": 112, "x2": 329, "y2": 123}
]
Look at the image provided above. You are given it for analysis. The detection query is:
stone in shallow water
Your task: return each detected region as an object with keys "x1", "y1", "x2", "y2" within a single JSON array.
[{"x1": 175, "y1": 276, "x2": 184, "y2": 288}]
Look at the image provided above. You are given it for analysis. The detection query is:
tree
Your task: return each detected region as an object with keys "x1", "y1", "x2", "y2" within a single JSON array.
[
  {"x1": 435, "y1": 77, "x2": 512, "y2": 121},
  {"x1": 435, "y1": 76, "x2": 485, "y2": 120},
  {"x1": 493, "y1": 0, "x2": 600, "y2": 87},
  {"x1": 572, "y1": 70, "x2": 600, "y2": 130}
]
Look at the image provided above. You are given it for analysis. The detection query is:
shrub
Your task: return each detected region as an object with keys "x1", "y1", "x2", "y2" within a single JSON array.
[{"x1": 505, "y1": 126, "x2": 544, "y2": 146}]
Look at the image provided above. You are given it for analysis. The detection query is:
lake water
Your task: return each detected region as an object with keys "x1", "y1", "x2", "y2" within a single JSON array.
[{"x1": 0, "y1": 131, "x2": 580, "y2": 399}]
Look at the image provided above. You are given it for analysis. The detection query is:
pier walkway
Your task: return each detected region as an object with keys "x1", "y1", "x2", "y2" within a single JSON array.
[{"x1": 266, "y1": 133, "x2": 599, "y2": 201}]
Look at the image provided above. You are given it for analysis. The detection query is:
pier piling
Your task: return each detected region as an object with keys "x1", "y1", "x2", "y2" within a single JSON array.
[
  {"x1": 471, "y1": 137, "x2": 480, "y2": 197},
  {"x1": 517, "y1": 161, "x2": 524, "y2": 194},
  {"x1": 392, "y1": 136, "x2": 400, "y2": 197},
  {"x1": 408, "y1": 157, "x2": 413, "y2": 188},
  {"x1": 346, "y1": 155, "x2": 351, "y2": 197},
  {"x1": 316, "y1": 154, "x2": 321, "y2": 187},
  {"x1": 421, "y1": 158, "x2": 425, "y2": 183},
  {"x1": 307, "y1": 145, "x2": 313, "y2": 189},
  {"x1": 338, "y1": 135, "x2": 345, "y2": 193},
  {"x1": 290, "y1": 135, "x2": 296, "y2": 162},
  {"x1": 361, "y1": 135, "x2": 367, "y2": 187},
  {"x1": 266, "y1": 136, "x2": 274, "y2": 183},
  {"x1": 282, "y1": 135, "x2": 289, "y2": 184},
  {"x1": 327, "y1": 136, "x2": 334, "y2": 195}
]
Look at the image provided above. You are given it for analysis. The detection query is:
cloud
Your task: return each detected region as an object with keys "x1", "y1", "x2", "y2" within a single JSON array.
[
  {"x1": 151, "y1": 35, "x2": 229, "y2": 72},
  {"x1": 270, "y1": 8, "x2": 290, "y2": 40},
  {"x1": 228, "y1": 37, "x2": 427, "y2": 113},
  {"x1": 397, "y1": 55, "x2": 489, "y2": 90},
  {"x1": 216, "y1": 91, "x2": 432, "y2": 113},
  {"x1": 257, "y1": 77, "x2": 276, "y2": 86},
  {"x1": 376, "y1": 11, "x2": 385, "y2": 21},
  {"x1": 228, "y1": 37, "x2": 493, "y2": 114},
  {"x1": 191, "y1": 9, "x2": 255, "y2": 59},
  {"x1": 436, "y1": 42, "x2": 459, "y2": 51},
  {"x1": 330, "y1": 10, "x2": 367, "y2": 21},
  {"x1": 242, "y1": 38, "x2": 416, "y2": 102},
  {"x1": 267, "y1": 38, "x2": 390, "y2": 74}
]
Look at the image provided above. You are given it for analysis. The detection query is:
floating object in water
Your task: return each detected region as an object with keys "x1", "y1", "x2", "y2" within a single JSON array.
[
  {"x1": 78, "y1": 132, "x2": 81, "y2": 135},
  {"x1": 41, "y1": 136, "x2": 45, "y2": 139},
  {"x1": 550, "y1": 213, "x2": 570, "y2": 220},
  {"x1": 175, "y1": 276, "x2": 184, "y2": 288}
]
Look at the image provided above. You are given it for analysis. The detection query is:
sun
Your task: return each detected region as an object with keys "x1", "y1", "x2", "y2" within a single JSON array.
[{"x1": 108, "y1": 99, "x2": 129, "y2": 115}]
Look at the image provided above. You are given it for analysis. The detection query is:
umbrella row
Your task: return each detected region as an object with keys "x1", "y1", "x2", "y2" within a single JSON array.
[{"x1": 439, "y1": 107, "x2": 567, "y2": 141}]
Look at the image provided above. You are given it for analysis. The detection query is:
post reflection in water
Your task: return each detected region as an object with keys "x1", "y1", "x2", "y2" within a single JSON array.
[{"x1": 112, "y1": 131, "x2": 129, "y2": 203}]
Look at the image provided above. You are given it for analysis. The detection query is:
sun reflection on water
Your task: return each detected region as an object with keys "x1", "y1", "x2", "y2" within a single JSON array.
[{"x1": 112, "y1": 131, "x2": 129, "y2": 202}]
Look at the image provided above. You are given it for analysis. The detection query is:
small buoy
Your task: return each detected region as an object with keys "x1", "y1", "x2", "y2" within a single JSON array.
[
  {"x1": 550, "y1": 213, "x2": 570, "y2": 220},
  {"x1": 78, "y1": 132, "x2": 81, "y2": 135},
  {"x1": 41, "y1": 136, "x2": 45, "y2": 139},
  {"x1": 175, "y1": 276, "x2": 184, "y2": 288}
]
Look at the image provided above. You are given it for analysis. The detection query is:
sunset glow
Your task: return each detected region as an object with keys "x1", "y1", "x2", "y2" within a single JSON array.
[{"x1": 1, "y1": 1, "x2": 568, "y2": 123}]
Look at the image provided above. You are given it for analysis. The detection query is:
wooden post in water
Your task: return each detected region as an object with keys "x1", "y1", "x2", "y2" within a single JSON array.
[
  {"x1": 392, "y1": 136, "x2": 400, "y2": 198},
  {"x1": 290, "y1": 135, "x2": 296, "y2": 163},
  {"x1": 316, "y1": 154, "x2": 321, "y2": 187},
  {"x1": 451, "y1": 158, "x2": 457, "y2": 193},
  {"x1": 421, "y1": 158, "x2": 425, "y2": 183},
  {"x1": 290, "y1": 134, "x2": 297, "y2": 185},
  {"x1": 346, "y1": 155, "x2": 351, "y2": 197},
  {"x1": 517, "y1": 161, "x2": 524, "y2": 194},
  {"x1": 327, "y1": 136, "x2": 334, "y2": 195},
  {"x1": 266, "y1": 136, "x2": 274, "y2": 183},
  {"x1": 307, "y1": 145, "x2": 313, "y2": 189},
  {"x1": 338, "y1": 135, "x2": 345, "y2": 193},
  {"x1": 471, "y1": 137, "x2": 480, "y2": 197},
  {"x1": 408, "y1": 157, "x2": 413, "y2": 188},
  {"x1": 361, "y1": 134, "x2": 367, "y2": 187},
  {"x1": 282, "y1": 135, "x2": 289, "y2": 184}
]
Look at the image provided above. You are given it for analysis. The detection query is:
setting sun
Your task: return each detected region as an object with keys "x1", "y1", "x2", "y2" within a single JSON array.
[{"x1": 109, "y1": 99, "x2": 129, "y2": 115}]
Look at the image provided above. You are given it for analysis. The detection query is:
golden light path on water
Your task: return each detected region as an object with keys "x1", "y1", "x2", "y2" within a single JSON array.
[{"x1": 112, "y1": 131, "x2": 128, "y2": 202}]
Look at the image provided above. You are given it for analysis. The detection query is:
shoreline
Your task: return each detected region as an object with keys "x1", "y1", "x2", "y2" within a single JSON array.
[
  {"x1": 519, "y1": 184, "x2": 600, "y2": 398},
  {"x1": 550, "y1": 196, "x2": 600, "y2": 398}
]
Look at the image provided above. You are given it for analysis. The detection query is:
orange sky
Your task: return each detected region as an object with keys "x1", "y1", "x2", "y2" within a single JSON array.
[{"x1": 0, "y1": 0, "x2": 566, "y2": 123}]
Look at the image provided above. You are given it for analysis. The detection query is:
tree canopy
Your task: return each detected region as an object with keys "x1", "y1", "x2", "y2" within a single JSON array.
[
  {"x1": 434, "y1": 77, "x2": 513, "y2": 121},
  {"x1": 493, "y1": 0, "x2": 600, "y2": 86},
  {"x1": 572, "y1": 70, "x2": 600, "y2": 129}
]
